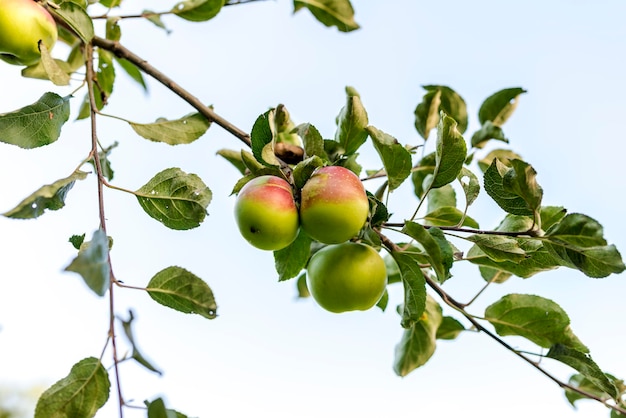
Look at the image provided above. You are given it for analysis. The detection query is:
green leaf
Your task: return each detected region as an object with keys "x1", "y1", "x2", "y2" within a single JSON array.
[
  {"x1": 466, "y1": 235, "x2": 527, "y2": 262},
  {"x1": 274, "y1": 230, "x2": 312, "y2": 281},
  {"x1": 334, "y1": 87, "x2": 369, "y2": 155},
  {"x1": 114, "y1": 56, "x2": 148, "y2": 91},
  {"x1": 485, "y1": 294, "x2": 588, "y2": 352},
  {"x1": 484, "y1": 158, "x2": 542, "y2": 217},
  {"x1": 565, "y1": 374, "x2": 621, "y2": 408},
  {"x1": 135, "y1": 168, "x2": 212, "y2": 230},
  {"x1": 147, "y1": 266, "x2": 217, "y2": 319},
  {"x1": 69, "y1": 234, "x2": 85, "y2": 250},
  {"x1": 250, "y1": 109, "x2": 279, "y2": 167},
  {"x1": 421, "y1": 206, "x2": 479, "y2": 228},
  {"x1": 547, "y1": 344, "x2": 618, "y2": 399},
  {"x1": 64, "y1": 229, "x2": 111, "y2": 297},
  {"x1": 39, "y1": 43, "x2": 71, "y2": 86},
  {"x1": 426, "y1": 184, "x2": 456, "y2": 213},
  {"x1": 479, "y1": 265, "x2": 512, "y2": 283},
  {"x1": 366, "y1": 126, "x2": 412, "y2": 191},
  {"x1": 402, "y1": 222, "x2": 452, "y2": 283},
  {"x1": 146, "y1": 397, "x2": 189, "y2": 418},
  {"x1": 478, "y1": 87, "x2": 527, "y2": 126},
  {"x1": 471, "y1": 120, "x2": 509, "y2": 149},
  {"x1": 105, "y1": 16, "x2": 122, "y2": 41},
  {"x1": 367, "y1": 191, "x2": 390, "y2": 227},
  {"x1": 414, "y1": 88, "x2": 441, "y2": 140},
  {"x1": 458, "y1": 167, "x2": 480, "y2": 207},
  {"x1": 543, "y1": 213, "x2": 626, "y2": 278},
  {"x1": 295, "y1": 122, "x2": 328, "y2": 161},
  {"x1": 171, "y1": 0, "x2": 225, "y2": 22},
  {"x1": 540, "y1": 206, "x2": 567, "y2": 232},
  {"x1": 3, "y1": 170, "x2": 88, "y2": 219},
  {"x1": 430, "y1": 112, "x2": 467, "y2": 189},
  {"x1": 142, "y1": 10, "x2": 170, "y2": 32},
  {"x1": 467, "y1": 239, "x2": 559, "y2": 278},
  {"x1": 129, "y1": 113, "x2": 211, "y2": 145},
  {"x1": 35, "y1": 357, "x2": 110, "y2": 418},
  {"x1": 292, "y1": 156, "x2": 325, "y2": 190},
  {"x1": 89, "y1": 141, "x2": 117, "y2": 182},
  {"x1": 0, "y1": 92, "x2": 71, "y2": 149},
  {"x1": 390, "y1": 251, "x2": 426, "y2": 329},
  {"x1": 393, "y1": 295, "x2": 443, "y2": 377},
  {"x1": 120, "y1": 310, "x2": 162, "y2": 375},
  {"x1": 420, "y1": 85, "x2": 468, "y2": 133},
  {"x1": 293, "y1": 0, "x2": 359, "y2": 32},
  {"x1": 50, "y1": 2, "x2": 94, "y2": 43},
  {"x1": 436, "y1": 316, "x2": 465, "y2": 340},
  {"x1": 216, "y1": 148, "x2": 247, "y2": 175}
]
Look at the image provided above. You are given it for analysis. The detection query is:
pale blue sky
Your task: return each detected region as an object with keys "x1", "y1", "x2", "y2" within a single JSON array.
[{"x1": 0, "y1": 1, "x2": 625, "y2": 417}]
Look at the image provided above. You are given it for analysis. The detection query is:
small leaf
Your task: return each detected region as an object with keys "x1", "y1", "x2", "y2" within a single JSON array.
[
  {"x1": 402, "y1": 222, "x2": 452, "y2": 283},
  {"x1": 142, "y1": 10, "x2": 170, "y2": 32},
  {"x1": 129, "y1": 112, "x2": 211, "y2": 145},
  {"x1": 471, "y1": 120, "x2": 509, "y2": 149},
  {"x1": 274, "y1": 230, "x2": 312, "y2": 281},
  {"x1": 479, "y1": 266, "x2": 512, "y2": 284},
  {"x1": 250, "y1": 109, "x2": 279, "y2": 167},
  {"x1": 216, "y1": 148, "x2": 247, "y2": 175},
  {"x1": 3, "y1": 170, "x2": 88, "y2": 219},
  {"x1": 146, "y1": 397, "x2": 189, "y2": 418},
  {"x1": 120, "y1": 310, "x2": 162, "y2": 375},
  {"x1": 478, "y1": 87, "x2": 527, "y2": 126},
  {"x1": 466, "y1": 235, "x2": 527, "y2": 262},
  {"x1": 50, "y1": 2, "x2": 94, "y2": 43},
  {"x1": 565, "y1": 374, "x2": 621, "y2": 407},
  {"x1": 39, "y1": 43, "x2": 71, "y2": 86},
  {"x1": 292, "y1": 155, "x2": 325, "y2": 189},
  {"x1": 436, "y1": 316, "x2": 465, "y2": 340},
  {"x1": 543, "y1": 213, "x2": 625, "y2": 278},
  {"x1": 147, "y1": 266, "x2": 217, "y2": 319},
  {"x1": 334, "y1": 87, "x2": 369, "y2": 155},
  {"x1": 484, "y1": 158, "x2": 542, "y2": 217},
  {"x1": 106, "y1": 16, "x2": 122, "y2": 41},
  {"x1": 421, "y1": 206, "x2": 479, "y2": 228},
  {"x1": 547, "y1": 344, "x2": 618, "y2": 399},
  {"x1": 366, "y1": 126, "x2": 412, "y2": 191},
  {"x1": 414, "y1": 88, "x2": 441, "y2": 140},
  {"x1": 293, "y1": 0, "x2": 359, "y2": 32},
  {"x1": 114, "y1": 56, "x2": 148, "y2": 91},
  {"x1": 430, "y1": 112, "x2": 467, "y2": 189},
  {"x1": 391, "y1": 251, "x2": 427, "y2": 329},
  {"x1": 0, "y1": 92, "x2": 71, "y2": 149},
  {"x1": 420, "y1": 85, "x2": 468, "y2": 133},
  {"x1": 458, "y1": 167, "x2": 480, "y2": 207},
  {"x1": 477, "y1": 148, "x2": 523, "y2": 173},
  {"x1": 393, "y1": 295, "x2": 443, "y2": 376},
  {"x1": 64, "y1": 229, "x2": 111, "y2": 297},
  {"x1": 171, "y1": 0, "x2": 224, "y2": 22},
  {"x1": 411, "y1": 152, "x2": 436, "y2": 199},
  {"x1": 426, "y1": 184, "x2": 456, "y2": 213},
  {"x1": 35, "y1": 357, "x2": 110, "y2": 418},
  {"x1": 295, "y1": 122, "x2": 328, "y2": 160},
  {"x1": 135, "y1": 168, "x2": 212, "y2": 230},
  {"x1": 485, "y1": 294, "x2": 588, "y2": 352},
  {"x1": 69, "y1": 234, "x2": 85, "y2": 250}
]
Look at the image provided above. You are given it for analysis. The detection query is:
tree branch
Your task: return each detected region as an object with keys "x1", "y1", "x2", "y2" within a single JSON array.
[{"x1": 377, "y1": 231, "x2": 626, "y2": 415}]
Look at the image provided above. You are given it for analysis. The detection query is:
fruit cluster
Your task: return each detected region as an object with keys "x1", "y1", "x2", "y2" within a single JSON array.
[
  {"x1": 0, "y1": 0, "x2": 58, "y2": 66},
  {"x1": 234, "y1": 166, "x2": 387, "y2": 313}
]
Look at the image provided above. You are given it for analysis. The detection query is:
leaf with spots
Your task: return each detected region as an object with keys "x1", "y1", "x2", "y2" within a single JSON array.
[
  {"x1": 147, "y1": 266, "x2": 217, "y2": 320},
  {"x1": 135, "y1": 168, "x2": 212, "y2": 230}
]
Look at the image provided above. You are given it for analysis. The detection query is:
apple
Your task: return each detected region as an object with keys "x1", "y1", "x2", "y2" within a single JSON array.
[
  {"x1": 0, "y1": 0, "x2": 58, "y2": 66},
  {"x1": 234, "y1": 175, "x2": 299, "y2": 251},
  {"x1": 306, "y1": 242, "x2": 387, "y2": 313},
  {"x1": 299, "y1": 166, "x2": 369, "y2": 244}
]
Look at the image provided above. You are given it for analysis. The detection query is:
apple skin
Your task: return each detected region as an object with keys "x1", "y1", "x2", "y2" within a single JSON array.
[
  {"x1": 0, "y1": 0, "x2": 58, "y2": 66},
  {"x1": 299, "y1": 166, "x2": 369, "y2": 244},
  {"x1": 234, "y1": 175, "x2": 299, "y2": 251},
  {"x1": 306, "y1": 242, "x2": 387, "y2": 313}
]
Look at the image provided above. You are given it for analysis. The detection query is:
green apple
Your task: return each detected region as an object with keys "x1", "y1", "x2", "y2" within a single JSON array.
[
  {"x1": 0, "y1": 0, "x2": 58, "y2": 66},
  {"x1": 234, "y1": 175, "x2": 299, "y2": 251},
  {"x1": 299, "y1": 166, "x2": 369, "y2": 244},
  {"x1": 306, "y1": 242, "x2": 387, "y2": 313}
]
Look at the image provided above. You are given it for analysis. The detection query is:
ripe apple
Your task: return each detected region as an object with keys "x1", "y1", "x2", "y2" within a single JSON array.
[
  {"x1": 299, "y1": 166, "x2": 369, "y2": 244},
  {"x1": 306, "y1": 242, "x2": 387, "y2": 313},
  {"x1": 234, "y1": 175, "x2": 299, "y2": 251},
  {"x1": 0, "y1": 0, "x2": 58, "y2": 66}
]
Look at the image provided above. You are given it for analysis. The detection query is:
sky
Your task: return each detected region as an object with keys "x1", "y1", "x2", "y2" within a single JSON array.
[{"x1": 1, "y1": 1, "x2": 625, "y2": 417}]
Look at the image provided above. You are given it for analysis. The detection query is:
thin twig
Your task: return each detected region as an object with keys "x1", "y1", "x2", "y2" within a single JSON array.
[{"x1": 86, "y1": 42, "x2": 125, "y2": 418}]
